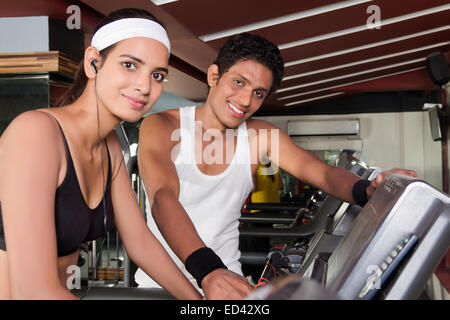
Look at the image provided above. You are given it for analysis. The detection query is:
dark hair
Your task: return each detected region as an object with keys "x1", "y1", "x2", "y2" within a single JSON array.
[
  {"x1": 212, "y1": 33, "x2": 284, "y2": 96},
  {"x1": 54, "y1": 8, "x2": 165, "y2": 107}
]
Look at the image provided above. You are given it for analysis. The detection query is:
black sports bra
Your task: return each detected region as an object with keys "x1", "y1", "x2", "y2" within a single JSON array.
[{"x1": 0, "y1": 117, "x2": 115, "y2": 256}]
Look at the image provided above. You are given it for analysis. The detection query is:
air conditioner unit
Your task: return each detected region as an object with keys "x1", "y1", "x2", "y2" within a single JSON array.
[{"x1": 287, "y1": 119, "x2": 360, "y2": 137}]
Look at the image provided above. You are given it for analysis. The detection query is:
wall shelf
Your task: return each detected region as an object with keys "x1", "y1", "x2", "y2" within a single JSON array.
[{"x1": 0, "y1": 51, "x2": 78, "y2": 79}]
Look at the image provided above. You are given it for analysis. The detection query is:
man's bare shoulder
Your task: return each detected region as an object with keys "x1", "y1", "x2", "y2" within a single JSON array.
[
  {"x1": 141, "y1": 108, "x2": 180, "y2": 134},
  {"x1": 246, "y1": 118, "x2": 280, "y2": 131}
]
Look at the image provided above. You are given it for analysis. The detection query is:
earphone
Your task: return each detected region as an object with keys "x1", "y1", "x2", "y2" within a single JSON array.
[{"x1": 91, "y1": 60, "x2": 98, "y2": 74}]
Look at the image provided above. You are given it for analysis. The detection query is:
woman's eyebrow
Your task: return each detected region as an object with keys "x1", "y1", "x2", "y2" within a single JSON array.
[
  {"x1": 119, "y1": 54, "x2": 168, "y2": 73},
  {"x1": 119, "y1": 54, "x2": 145, "y2": 64}
]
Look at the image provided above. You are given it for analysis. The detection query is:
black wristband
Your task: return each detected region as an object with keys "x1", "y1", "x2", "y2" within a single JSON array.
[
  {"x1": 352, "y1": 179, "x2": 371, "y2": 207},
  {"x1": 185, "y1": 247, "x2": 227, "y2": 289}
]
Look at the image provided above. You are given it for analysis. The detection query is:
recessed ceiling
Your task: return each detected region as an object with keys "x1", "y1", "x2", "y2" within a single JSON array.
[
  {"x1": 1, "y1": 0, "x2": 448, "y2": 112},
  {"x1": 154, "y1": 0, "x2": 449, "y2": 111}
]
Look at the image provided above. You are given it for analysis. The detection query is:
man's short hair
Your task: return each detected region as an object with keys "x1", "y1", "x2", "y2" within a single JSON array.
[{"x1": 213, "y1": 33, "x2": 284, "y2": 96}]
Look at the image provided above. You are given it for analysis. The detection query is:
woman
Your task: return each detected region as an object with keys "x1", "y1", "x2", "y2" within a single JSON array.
[{"x1": 0, "y1": 8, "x2": 202, "y2": 300}]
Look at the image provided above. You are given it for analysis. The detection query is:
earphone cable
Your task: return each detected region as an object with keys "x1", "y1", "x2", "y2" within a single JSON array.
[{"x1": 79, "y1": 74, "x2": 108, "y2": 300}]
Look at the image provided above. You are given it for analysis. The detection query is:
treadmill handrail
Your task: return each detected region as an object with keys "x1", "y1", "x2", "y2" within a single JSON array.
[
  {"x1": 239, "y1": 212, "x2": 297, "y2": 224},
  {"x1": 244, "y1": 203, "x2": 306, "y2": 211},
  {"x1": 240, "y1": 196, "x2": 343, "y2": 238}
]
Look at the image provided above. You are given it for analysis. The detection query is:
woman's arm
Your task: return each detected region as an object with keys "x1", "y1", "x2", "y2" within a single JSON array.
[
  {"x1": 106, "y1": 131, "x2": 202, "y2": 300},
  {"x1": 0, "y1": 111, "x2": 77, "y2": 299}
]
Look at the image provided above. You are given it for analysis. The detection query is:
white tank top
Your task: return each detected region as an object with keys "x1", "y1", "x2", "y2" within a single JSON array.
[{"x1": 135, "y1": 106, "x2": 254, "y2": 290}]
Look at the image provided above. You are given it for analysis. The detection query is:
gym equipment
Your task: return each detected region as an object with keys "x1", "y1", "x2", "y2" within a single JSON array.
[
  {"x1": 242, "y1": 158, "x2": 374, "y2": 287},
  {"x1": 254, "y1": 247, "x2": 306, "y2": 288},
  {"x1": 239, "y1": 155, "x2": 371, "y2": 278},
  {"x1": 251, "y1": 174, "x2": 448, "y2": 300},
  {"x1": 297, "y1": 174, "x2": 450, "y2": 299},
  {"x1": 243, "y1": 203, "x2": 306, "y2": 212},
  {"x1": 115, "y1": 120, "x2": 148, "y2": 287},
  {"x1": 239, "y1": 158, "x2": 369, "y2": 239},
  {"x1": 325, "y1": 174, "x2": 449, "y2": 299},
  {"x1": 248, "y1": 276, "x2": 341, "y2": 300},
  {"x1": 72, "y1": 287, "x2": 174, "y2": 300},
  {"x1": 254, "y1": 166, "x2": 378, "y2": 284},
  {"x1": 298, "y1": 167, "x2": 382, "y2": 277}
]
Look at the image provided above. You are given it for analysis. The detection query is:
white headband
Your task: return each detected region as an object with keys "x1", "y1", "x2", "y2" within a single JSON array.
[{"x1": 91, "y1": 18, "x2": 171, "y2": 53}]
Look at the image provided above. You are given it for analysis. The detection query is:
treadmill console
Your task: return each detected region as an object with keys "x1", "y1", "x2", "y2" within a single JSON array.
[
  {"x1": 358, "y1": 234, "x2": 418, "y2": 299},
  {"x1": 325, "y1": 174, "x2": 449, "y2": 299}
]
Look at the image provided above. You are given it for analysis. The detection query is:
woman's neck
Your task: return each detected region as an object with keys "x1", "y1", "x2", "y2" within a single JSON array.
[{"x1": 60, "y1": 86, "x2": 121, "y2": 152}]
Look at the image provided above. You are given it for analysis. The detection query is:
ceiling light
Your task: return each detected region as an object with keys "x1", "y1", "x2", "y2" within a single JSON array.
[
  {"x1": 150, "y1": 0, "x2": 178, "y2": 5},
  {"x1": 284, "y1": 92, "x2": 346, "y2": 107}
]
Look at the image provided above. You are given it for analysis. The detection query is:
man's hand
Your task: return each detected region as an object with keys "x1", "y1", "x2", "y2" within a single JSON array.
[
  {"x1": 201, "y1": 269, "x2": 254, "y2": 300},
  {"x1": 366, "y1": 168, "x2": 419, "y2": 198}
]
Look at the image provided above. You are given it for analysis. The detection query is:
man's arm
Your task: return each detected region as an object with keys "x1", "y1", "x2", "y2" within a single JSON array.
[
  {"x1": 262, "y1": 121, "x2": 417, "y2": 204},
  {"x1": 138, "y1": 113, "x2": 252, "y2": 299},
  {"x1": 138, "y1": 112, "x2": 204, "y2": 260}
]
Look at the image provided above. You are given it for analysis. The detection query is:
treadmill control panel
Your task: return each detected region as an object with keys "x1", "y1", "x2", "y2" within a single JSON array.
[{"x1": 358, "y1": 234, "x2": 418, "y2": 300}]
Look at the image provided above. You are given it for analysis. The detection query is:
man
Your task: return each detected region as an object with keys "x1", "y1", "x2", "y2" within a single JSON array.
[{"x1": 135, "y1": 33, "x2": 417, "y2": 299}]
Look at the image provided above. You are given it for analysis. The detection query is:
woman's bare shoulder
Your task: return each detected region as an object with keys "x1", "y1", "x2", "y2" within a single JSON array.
[
  {"x1": 0, "y1": 110, "x2": 64, "y2": 165},
  {"x1": 1, "y1": 110, "x2": 61, "y2": 143}
]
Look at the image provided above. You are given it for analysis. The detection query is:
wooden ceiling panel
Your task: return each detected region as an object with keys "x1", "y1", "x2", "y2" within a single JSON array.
[
  {"x1": 264, "y1": 90, "x2": 352, "y2": 110},
  {"x1": 275, "y1": 61, "x2": 426, "y2": 102},
  {"x1": 279, "y1": 45, "x2": 450, "y2": 89},
  {"x1": 283, "y1": 29, "x2": 450, "y2": 77},
  {"x1": 159, "y1": 0, "x2": 343, "y2": 36},
  {"x1": 1, "y1": 0, "x2": 448, "y2": 113},
  {"x1": 280, "y1": 10, "x2": 450, "y2": 63},
  {"x1": 334, "y1": 68, "x2": 436, "y2": 92},
  {"x1": 204, "y1": 0, "x2": 450, "y2": 51}
]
